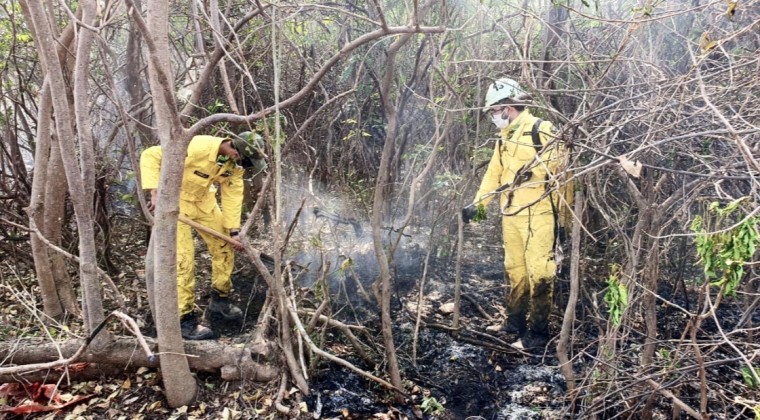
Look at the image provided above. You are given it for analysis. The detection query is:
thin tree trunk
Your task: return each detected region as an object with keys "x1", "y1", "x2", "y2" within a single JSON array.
[
  {"x1": 558, "y1": 189, "x2": 584, "y2": 393},
  {"x1": 371, "y1": 46, "x2": 406, "y2": 397},
  {"x1": 209, "y1": 0, "x2": 239, "y2": 114},
  {"x1": 71, "y1": 0, "x2": 104, "y2": 334},
  {"x1": 369, "y1": 0, "x2": 436, "y2": 394},
  {"x1": 540, "y1": 3, "x2": 568, "y2": 90},
  {"x1": 125, "y1": 0, "x2": 152, "y2": 146},
  {"x1": 641, "y1": 214, "x2": 662, "y2": 367}
]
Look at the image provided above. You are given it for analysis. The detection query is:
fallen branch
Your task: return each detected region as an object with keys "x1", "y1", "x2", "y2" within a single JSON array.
[
  {"x1": 461, "y1": 293, "x2": 497, "y2": 322},
  {"x1": 299, "y1": 309, "x2": 373, "y2": 366},
  {"x1": 422, "y1": 321, "x2": 537, "y2": 358},
  {"x1": 285, "y1": 278, "x2": 404, "y2": 395},
  {"x1": 646, "y1": 379, "x2": 703, "y2": 420}
]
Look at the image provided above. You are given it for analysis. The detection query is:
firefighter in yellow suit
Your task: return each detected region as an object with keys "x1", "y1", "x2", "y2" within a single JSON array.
[
  {"x1": 463, "y1": 78, "x2": 570, "y2": 350},
  {"x1": 141, "y1": 133, "x2": 265, "y2": 340}
]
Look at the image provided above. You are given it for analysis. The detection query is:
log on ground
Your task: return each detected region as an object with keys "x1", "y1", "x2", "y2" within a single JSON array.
[{"x1": 0, "y1": 337, "x2": 278, "y2": 383}]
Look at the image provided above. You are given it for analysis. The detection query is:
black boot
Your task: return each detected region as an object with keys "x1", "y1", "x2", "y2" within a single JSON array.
[
  {"x1": 501, "y1": 315, "x2": 527, "y2": 335},
  {"x1": 180, "y1": 312, "x2": 214, "y2": 340},
  {"x1": 521, "y1": 329, "x2": 549, "y2": 351},
  {"x1": 208, "y1": 291, "x2": 243, "y2": 321}
]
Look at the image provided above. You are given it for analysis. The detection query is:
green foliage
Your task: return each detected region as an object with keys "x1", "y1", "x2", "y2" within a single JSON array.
[
  {"x1": 742, "y1": 366, "x2": 760, "y2": 389},
  {"x1": 308, "y1": 235, "x2": 324, "y2": 250},
  {"x1": 0, "y1": 3, "x2": 33, "y2": 72},
  {"x1": 338, "y1": 257, "x2": 353, "y2": 276},
  {"x1": 346, "y1": 175, "x2": 372, "y2": 208},
  {"x1": 433, "y1": 171, "x2": 463, "y2": 197},
  {"x1": 256, "y1": 115, "x2": 288, "y2": 145},
  {"x1": 341, "y1": 128, "x2": 371, "y2": 142},
  {"x1": 207, "y1": 99, "x2": 228, "y2": 114},
  {"x1": 603, "y1": 264, "x2": 628, "y2": 327},
  {"x1": 690, "y1": 198, "x2": 759, "y2": 296},
  {"x1": 473, "y1": 146, "x2": 494, "y2": 164},
  {"x1": 421, "y1": 396, "x2": 444, "y2": 415},
  {"x1": 402, "y1": 144, "x2": 433, "y2": 162},
  {"x1": 472, "y1": 203, "x2": 487, "y2": 223}
]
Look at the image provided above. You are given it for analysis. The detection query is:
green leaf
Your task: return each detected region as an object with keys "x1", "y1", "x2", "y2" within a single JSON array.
[
  {"x1": 472, "y1": 203, "x2": 487, "y2": 223},
  {"x1": 741, "y1": 366, "x2": 760, "y2": 389}
]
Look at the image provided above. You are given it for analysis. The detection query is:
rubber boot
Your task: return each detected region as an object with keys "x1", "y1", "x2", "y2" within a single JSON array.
[
  {"x1": 208, "y1": 291, "x2": 243, "y2": 321},
  {"x1": 501, "y1": 313, "x2": 527, "y2": 335},
  {"x1": 180, "y1": 313, "x2": 214, "y2": 340},
  {"x1": 521, "y1": 329, "x2": 549, "y2": 351}
]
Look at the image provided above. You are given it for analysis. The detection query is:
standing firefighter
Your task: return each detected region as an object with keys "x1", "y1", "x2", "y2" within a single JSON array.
[
  {"x1": 463, "y1": 78, "x2": 569, "y2": 350},
  {"x1": 141, "y1": 132, "x2": 265, "y2": 340}
]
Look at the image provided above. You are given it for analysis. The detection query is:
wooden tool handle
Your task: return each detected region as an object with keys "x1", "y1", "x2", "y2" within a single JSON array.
[{"x1": 177, "y1": 214, "x2": 236, "y2": 245}]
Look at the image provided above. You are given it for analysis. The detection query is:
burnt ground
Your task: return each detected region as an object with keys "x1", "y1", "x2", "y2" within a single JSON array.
[
  {"x1": 2, "y1": 207, "x2": 760, "y2": 419},
  {"x1": 291, "y1": 216, "x2": 571, "y2": 419}
]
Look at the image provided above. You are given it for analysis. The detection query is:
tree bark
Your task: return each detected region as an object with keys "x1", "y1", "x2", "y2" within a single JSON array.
[
  {"x1": 136, "y1": 0, "x2": 199, "y2": 407},
  {"x1": 540, "y1": 2, "x2": 569, "y2": 112},
  {"x1": 557, "y1": 189, "x2": 584, "y2": 393},
  {"x1": 27, "y1": 80, "x2": 63, "y2": 319},
  {"x1": 20, "y1": 1, "x2": 78, "y2": 320},
  {"x1": 21, "y1": 0, "x2": 107, "y2": 339},
  {"x1": 0, "y1": 337, "x2": 278, "y2": 383},
  {"x1": 371, "y1": 43, "x2": 406, "y2": 398},
  {"x1": 44, "y1": 137, "x2": 79, "y2": 315},
  {"x1": 71, "y1": 0, "x2": 105, "y2": 334}
]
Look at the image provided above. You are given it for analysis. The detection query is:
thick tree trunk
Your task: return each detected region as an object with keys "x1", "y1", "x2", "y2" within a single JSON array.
[
  {"x1": 27, "y1": 81, "x2": 63, "y2": 319},
  {"x1": 21, "y1": 1, "x2": 78, "y2": 320},
  {"x1": 21, "y1": 0, "x2": 107, "y2": 339},
  {"x1": 139, "y1": 0, "x2": 198, "y2": 407},
  {"x1": 44, "y1": 138, "x2": 79, "y2": 315}
]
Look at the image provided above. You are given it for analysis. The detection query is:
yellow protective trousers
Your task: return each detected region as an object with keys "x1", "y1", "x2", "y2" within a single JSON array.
[
  {"x1": 177, "y1": 201, "x2": 235, "y2": 316},
  {"x1": 502, "y1": 212, "x2": 556, "y2": 334}
]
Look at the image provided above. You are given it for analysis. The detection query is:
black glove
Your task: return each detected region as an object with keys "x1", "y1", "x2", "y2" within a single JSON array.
[{"x1": 462, "y1": 206, "x2": 477, "y2": 224}]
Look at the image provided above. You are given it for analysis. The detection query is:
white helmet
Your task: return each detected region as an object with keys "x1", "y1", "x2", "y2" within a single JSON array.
[{"x1": 484, "y1": 78, "x2": 528, "y2": 109}]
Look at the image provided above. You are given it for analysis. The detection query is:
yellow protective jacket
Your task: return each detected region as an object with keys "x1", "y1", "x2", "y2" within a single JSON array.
[
  {"x1": 474, "y1": 110, "x2": 563, "y2": 217},
  {"x1": 140, "y1": 135, "x2": 245, "y2": 230}
]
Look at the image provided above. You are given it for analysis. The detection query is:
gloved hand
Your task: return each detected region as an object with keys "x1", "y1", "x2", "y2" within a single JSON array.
[{"x1": 462, "y1": 206, "x2": 477, "y2": 224}]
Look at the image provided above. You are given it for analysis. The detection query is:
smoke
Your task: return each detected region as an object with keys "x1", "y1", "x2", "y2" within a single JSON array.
[{"x1": 278, "y1": 177, "x2": 427, "y2": 302}]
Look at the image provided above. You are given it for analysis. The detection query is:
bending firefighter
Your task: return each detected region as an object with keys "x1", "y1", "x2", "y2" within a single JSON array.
[
  {"x1": 141, "y1": 133, "x2": 265, "y2": 340},
  {"x1": 463, "y1": 78, "x2": 570, "y2": 350}
]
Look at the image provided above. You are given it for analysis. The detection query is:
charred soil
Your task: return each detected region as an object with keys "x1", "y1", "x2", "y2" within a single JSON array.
[{"x1": 1, "y1": 210, "x2": 759, "y2": 419}]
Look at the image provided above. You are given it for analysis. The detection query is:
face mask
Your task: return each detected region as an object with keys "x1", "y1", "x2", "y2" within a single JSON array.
[{"x1": 491, "y1": 113, "x2": 509, "y2": 129}]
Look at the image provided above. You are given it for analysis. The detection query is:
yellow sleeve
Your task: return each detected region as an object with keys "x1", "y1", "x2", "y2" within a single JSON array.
[
  {"x1": 220, "y1": 166, "x2": 245, "y2": 230},
  {"x1": 140, "y1": 146, "x2": 163, "y2": 190},
  {"x1": 473, "y1": 142, "x2": 503, "y2": 208}
]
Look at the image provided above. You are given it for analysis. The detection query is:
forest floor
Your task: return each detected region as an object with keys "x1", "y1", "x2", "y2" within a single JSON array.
[{"x1": 1, "y1": 205, "x2": 759, "y2": 419}]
